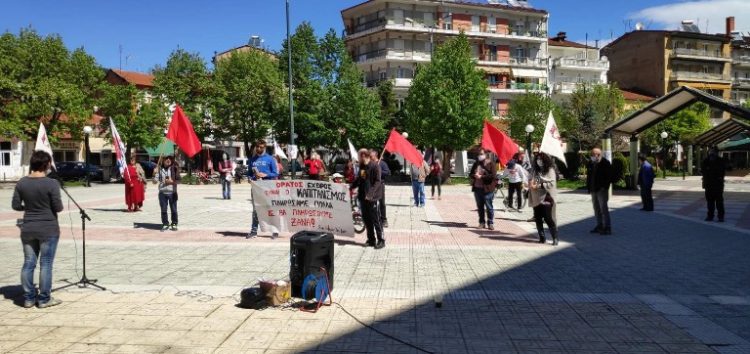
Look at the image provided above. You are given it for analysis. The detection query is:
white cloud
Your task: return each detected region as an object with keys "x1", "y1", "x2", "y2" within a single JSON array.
[{"x1": 630, "y1": 0, "x2": 750, "y2": 35}]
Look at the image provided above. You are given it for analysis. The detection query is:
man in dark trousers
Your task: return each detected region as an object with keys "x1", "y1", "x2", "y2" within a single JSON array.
[
  {"x1": 370, "y1": 150, "x2": 390, "y2": 227},
  {"x1": 702, "y1": 148, "x2": 726, "y2": 222},
  {"x1": 587, "y1": 148, "x2": 612, "y2": 235},
  {"x1": 637, "y1": 154, "x2": 656, "y2": 211},
  {"x1": 353, "y1": 149, "x2": 385, "y2": 249}
]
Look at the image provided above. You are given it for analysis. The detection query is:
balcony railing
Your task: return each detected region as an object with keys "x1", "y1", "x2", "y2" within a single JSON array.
[
  {"x1": 670, "y1": 71, "x2": 730, "y2": 81},
  {"x1": 733, "y1": 55, "x2": 750, "y2": 65},
  {"x1": 490, "y1": 82, "x2": 548, "y2": 91},
  {"x1": 356, "y1": 48, "x2": 387, "y2": 63},
  {"x1": 509, "y1": 57, "x2": 548, "y2": 67},
  {"x1": 348, "y1": 17, "x2": 387, "y2": 36},
  {"x1": 671, "y1": 48, "x2": 730, "y2": 59},
  {"x1": 554, "y1": 58, "x2": 609, "y2": 69}
]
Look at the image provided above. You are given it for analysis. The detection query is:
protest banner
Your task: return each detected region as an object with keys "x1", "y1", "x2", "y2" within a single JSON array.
[{"x1": 251, "y1": 180, "x2": 355, "y2": 237}]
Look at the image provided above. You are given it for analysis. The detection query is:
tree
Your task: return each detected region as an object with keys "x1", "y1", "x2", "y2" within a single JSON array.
[
  {"x1": 507, "y1": 91, "x2": 557, "y2": 144},
  {"x1": 558, "y1": 83, "x2": 624, "y2": 150},
  {"x1": 403, "y1": 33, "x2": 489, "y2": 175},
  {"x1": 213, "y1": 49, "x2": 286, "y2": 155},
  {"x1": 641, "y1": 102, "x2": 711, "y2": 148},
  {"x1": 377, "y1": 80, "x2": 400, "y2": 130},
  {"x1": 152, "y1": 49, "x2": 214, "y2": 141},
  {"x1": 97, "y1": 84, "x2": 167, "y2": 159},
  {"x1": 0, "y1": 28, "x2": 103, "y2": 141}
]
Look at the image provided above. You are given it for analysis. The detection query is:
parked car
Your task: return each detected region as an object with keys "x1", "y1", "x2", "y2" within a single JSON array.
[
  {"x1": 54, "y1": 161, "x2": 104, "y2": 181},
  {"x1": 138, "y1": 160, "x2": 157, "y2": 179}
]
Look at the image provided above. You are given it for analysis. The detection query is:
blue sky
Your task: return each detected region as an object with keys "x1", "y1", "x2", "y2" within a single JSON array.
[{"x1": 2, "y1": 0, "x2": 748, "y2": 72}]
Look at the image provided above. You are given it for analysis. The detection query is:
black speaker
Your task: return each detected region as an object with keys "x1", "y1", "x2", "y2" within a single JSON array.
[{"x1": 290, "y1": 231, "x2": 334, "y2": 298}]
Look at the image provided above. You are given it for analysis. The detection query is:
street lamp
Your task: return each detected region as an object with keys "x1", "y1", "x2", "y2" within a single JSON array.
[
  {"x1": 525, "y1": 124, "x2": 535, "y2": 155},
  {"x1": 402, "y1": 132, "x2": 409, "y2": 174},
  {"x1": 286, "y1": 0, "x2": 296, "y2": 180},
  {"x1": 83, "y1": 126, "x2": 93, "y2": 187},
  {"x1": 660, "y1": 131, "x2": 668, "y2": 179}
]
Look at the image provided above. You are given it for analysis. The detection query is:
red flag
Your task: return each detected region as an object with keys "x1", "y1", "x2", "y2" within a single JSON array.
[
  {"x1": 383, "y1": 129, "x2": 423, "y2": 167},
  {"x1": 166, "y1": 104, "x2": 202, "y2": 158},
  {"x1": 481, "y1": 121, "x2": 518, "y2": 164}
]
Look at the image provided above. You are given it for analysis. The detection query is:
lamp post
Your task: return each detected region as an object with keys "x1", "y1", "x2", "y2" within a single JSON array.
[
  {"x1": 660, "y1": 131, "x2": 668, "y2": 179},
  {"x1": 525, "y1": 124, "x2": 535, "y2": 155},
  {"x1": 402, "y1": 132, "x2": 409, "y2": 175},
  {"x1": 286, "y1": 0, "x2": 296, "y2": 180},
  {"x1": 83, "y1": 126, "x2": 93, "y2": 187}
]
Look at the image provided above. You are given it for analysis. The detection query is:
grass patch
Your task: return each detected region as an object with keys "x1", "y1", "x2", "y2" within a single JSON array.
[
  {"x1": 557, "y1": 178, "x2": 586, "y2": 190},
  {"x1": 61, "y1": 180, "x2": 87, "y2": 187},
  {"x1": 447, "y1": 176, "x2": 470, "y2": 185}
]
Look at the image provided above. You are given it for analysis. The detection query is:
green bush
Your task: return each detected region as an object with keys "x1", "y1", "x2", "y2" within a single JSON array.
[{"x1": 611, "y1": 152, "x2": 629, "y2": 184}]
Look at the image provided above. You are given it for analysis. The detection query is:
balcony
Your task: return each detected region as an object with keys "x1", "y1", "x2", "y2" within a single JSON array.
[
  {"x1": 346, "y1": 21, "x2": 547, "y2": 43},
  {"x1": 670, "y1": 71, "x2": 731, "y2": 83},
  {"x1": 347, "y1": 17, "x2": 387, "y2": 37},
  {"x1": 733, "y1": 77, "x2": 750, "y2": 88},
  {"x1": 355, "y1": 49, "x2": 431, "y2": 64},
  {"x1": 477, "y1": 57, "x2": 548, "y2": 69},
  {"x1": 393, "y1": 78, "x2": 413, "y2": 88},
  {"x1": 489, "y1": 82, "x2": 548, "y2": 93},
  {"x1": 671, "y1": 48, "x2": 731, "y2": 61},
  {"x1": 733, "y1": 55, "x2": 750, "y2": 67},
  {"x1": 553, "y1": 58, "x2": 609, "y2": 70}
]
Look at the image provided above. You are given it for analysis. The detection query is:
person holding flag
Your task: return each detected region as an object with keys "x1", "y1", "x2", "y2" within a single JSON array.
[
  {"x1": 469, "y1": 149, "x2": 498, "y2": 230},
  {"x1": 529, "y1": 152, "x2": 559, "y2": 245}
]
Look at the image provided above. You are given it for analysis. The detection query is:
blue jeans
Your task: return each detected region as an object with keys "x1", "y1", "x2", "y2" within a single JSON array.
[
  {"x1": 221, "y1": 178, "x2": 232, "y2": 199},
  {"x1": 412, "y1": 181, "x2": 425, "y2": 206},
  {"x1": 21, "y1": 236, "x2": 59, "y2": 303},
  {"x1": 158, "y1": 192, "x2": 178, "y2": 226},
  {"x1": 473, "y1": 189, "x2": 495, "y2": 225}
]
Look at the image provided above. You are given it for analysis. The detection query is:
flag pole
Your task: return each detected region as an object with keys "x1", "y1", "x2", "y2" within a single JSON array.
[{"x1": 286, "y1": 0, "x2": 296, "y2": 180}]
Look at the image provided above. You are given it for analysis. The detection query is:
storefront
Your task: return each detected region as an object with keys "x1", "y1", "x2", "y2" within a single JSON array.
[{"x1": 0, "y1": 139, "x2": 26, "y2": 181}]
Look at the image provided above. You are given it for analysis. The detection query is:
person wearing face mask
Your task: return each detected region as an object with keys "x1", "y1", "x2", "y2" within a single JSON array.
[
  {"x1": 529, "y1": 152, "x2": 559, "y2": 245},
  {"x1": 156, "y1": 155, "x2": 181, "y2": 231},
  {"x1": 247, "y1": 140, "x2": 279, "y2": 238},
  {"x1": 12, "y1": 151, "x2": 64, "y2": 308},
  {"x1": 469, "y1": 149, "x2": 498, "y2": 230},
  {"x1": 586, "y1": 148, "x2": 613, "y2": 235},
  {"x1": 637, "y1": 154, "x2": 655, "y2": 211},
  {"x1": 218, "y1": 152, "x2": 234, "y2": 200},
  {"x1": 701, "y1": 148, "x2": 726, "y2": 222},
  {"x1": 351, "y1": 148, "x2": 385, "y2": 248}
]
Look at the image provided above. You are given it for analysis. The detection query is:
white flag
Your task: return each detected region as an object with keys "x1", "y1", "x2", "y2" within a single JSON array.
[
  {"x1": 539, "y1": 112, "x2": 567, "y2": 166},
  {"x1": 34, "y1": 123, "x2": 56, "y2": 169},
  {"x1": 273, "y1": 140, "x2": 288, "y2": 160},
  {"x1": 348, "y1": 138, "x2": 358, "y2": 163},
  {"x1": 109, "y1": 118, "x2": 131, "y2": 179}
]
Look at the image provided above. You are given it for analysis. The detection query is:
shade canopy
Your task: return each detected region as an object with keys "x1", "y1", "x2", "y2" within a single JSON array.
[
  {"x1": 605, "y1": 86, "x2": 750, "y2": 136},
  {"x1": 512, "y1": 68, "x2": 547, "y2": 78},
  {"x1": 145, "y1": 139, "x2": 176, "y2": 157},
  {"x1": 693, "y1": 118, "x2": 750, "y2": 147}
]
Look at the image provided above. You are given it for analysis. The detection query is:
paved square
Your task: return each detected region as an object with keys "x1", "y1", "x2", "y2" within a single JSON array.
[{"x1": 0, "y1": 178, "x2": 748, "y2": 353}]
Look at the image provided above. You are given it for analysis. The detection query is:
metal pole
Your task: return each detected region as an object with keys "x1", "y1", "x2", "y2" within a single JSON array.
[
  {"x1": 84, "y1": 133, "x2": 91, "y2": 187},
  {"x1": 526, "y1": 133, "x2": 531, "y2": 156},
  {"x1": 286, "y1": 0, "x2": 296, "y2": 180}
]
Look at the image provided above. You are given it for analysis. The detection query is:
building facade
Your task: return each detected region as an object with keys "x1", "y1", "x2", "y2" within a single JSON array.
[
  {"x1": 729, "y1": 17, "x2": 750, "y2": 105},
  {"x1": 341, "y1": 0, "x2": 549, "y2": 119},
  {"x1": 548, "y1": 31, "x2": 608, "y2": 100},
  {"x1": 603, "y1": 24, "x2": 732, "y2": 120}
]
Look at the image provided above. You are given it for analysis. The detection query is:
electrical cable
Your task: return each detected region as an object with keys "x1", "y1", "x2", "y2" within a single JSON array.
[
  {"x1": 66, "y1": 196, "x2": 81, "y2": 279},
  {"x1": 332, "y1": 301, "x2": 434, "y2": 354}
]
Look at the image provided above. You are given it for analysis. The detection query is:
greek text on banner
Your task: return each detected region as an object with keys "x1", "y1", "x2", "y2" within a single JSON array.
[{"x1": 251, "y1": 180, "x2": 355, "y2": 237}]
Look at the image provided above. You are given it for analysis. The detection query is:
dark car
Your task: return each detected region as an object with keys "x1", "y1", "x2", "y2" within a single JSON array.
[
  {"x1": 138, "y1": 160, "x2": 157, "y2": 179},
  {"x1": 55, "y1": 161, "x2": 104, "y2": 181}
]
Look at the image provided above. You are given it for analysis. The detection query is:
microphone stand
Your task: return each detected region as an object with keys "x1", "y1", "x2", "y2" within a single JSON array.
[{"x1": 53, "y1": 177, "x2": 106, "y2": 291}]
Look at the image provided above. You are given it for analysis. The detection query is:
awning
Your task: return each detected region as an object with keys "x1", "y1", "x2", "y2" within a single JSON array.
[
  {"x1": 693, "y1": 118, "x2": 750, "y2": 147},
  {"x1": 478, "y1": 66, "x2": 511, "y2": 75},
  {"x1": 605, "y1": 86, "x2": 750, "y2": 136},
  {"x1": 512, "y1": 68, "x2": 547, "y2": 78},
  {"x1": 718, "y1": 136, "x2": 750, "y2": 151},
  {"x1": 145, "y1": 139, "x2": 176, "y2": 157}
]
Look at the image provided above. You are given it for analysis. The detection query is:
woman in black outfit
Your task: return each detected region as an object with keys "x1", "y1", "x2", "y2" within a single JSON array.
[{"x1": 12, "y1": 151, "x2": 64, "y2": 308}]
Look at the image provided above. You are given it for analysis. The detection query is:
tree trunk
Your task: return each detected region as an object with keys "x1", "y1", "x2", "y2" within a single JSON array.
[
  {"x1": 125, "y1": 142, "x2": 133, "y2": 162},
  {"x1": 441, "y1": 148, "x2": 454, "y2": 184}
]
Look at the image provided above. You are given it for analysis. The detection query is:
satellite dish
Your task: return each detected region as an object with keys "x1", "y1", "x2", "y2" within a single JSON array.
[{"x1": 635, "y1": 22, "x2": 644, "y2": 31}]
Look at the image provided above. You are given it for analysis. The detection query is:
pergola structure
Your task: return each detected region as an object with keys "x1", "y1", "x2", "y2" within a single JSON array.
[{"x1": 604, "y1": 86, "x2": 750, "y2": 187}]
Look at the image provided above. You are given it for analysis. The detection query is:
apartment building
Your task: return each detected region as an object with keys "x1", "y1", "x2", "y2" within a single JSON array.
[
  {"x1": 548, "y1": 31, "x2": 608, "y2": 100},
  {"x1": 729, "y1": 17, "x2": 750, "y2": 105},
  {"x1": 341, "y1": 0, "x2": 549, "y2": 119},
  {"x1": 602, "y1": 21, "x2": 732, "y2": 120}
]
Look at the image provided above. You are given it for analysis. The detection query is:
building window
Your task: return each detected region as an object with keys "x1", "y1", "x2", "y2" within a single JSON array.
[
  {"x1": 471, "y1": 16, "x2": 480, "y2": 32},
  {"x1": 0, "y1": 142, "x2": 11, "y2": 167},
  {"x1": 442, "y1": 14, "x2": 452, "y2": 30},
  {"x1": 514, "y1": 47, "x2": 525, "y2": 59}
]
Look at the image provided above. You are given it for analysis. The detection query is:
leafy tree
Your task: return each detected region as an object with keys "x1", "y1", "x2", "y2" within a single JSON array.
[
  {"x1": 403, "y1": 33, "x2": 489, "y2": 174},
  {"x1": 558, "y1": 83, "x2": 624, "y2": 151},
  {"x1": 0, "y1": 28, "x2": 103, "y2": 141},
  {"x1": 641, "y1": 102, "x2": 711, "y2": 148},
  {"x1": 152, "y1": 49, "x2": 215, "y2": 141},
  {"x1": 213, "y1": 49, "x2": 286, "y2": 155},
  {"x1": 97, "y1": 84, "x2": 167, "y2": 159},
  {"x1": 377, "y1": 80, "x2": 400, "y2": 130},
  {"x1": 507, "y1": 91, "x2": 557, "y2": 144}
]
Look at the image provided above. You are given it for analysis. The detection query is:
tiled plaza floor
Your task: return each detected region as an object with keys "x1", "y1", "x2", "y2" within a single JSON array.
[{"x1": 0, "y1": 179, "x2": 748, "y2": 353}]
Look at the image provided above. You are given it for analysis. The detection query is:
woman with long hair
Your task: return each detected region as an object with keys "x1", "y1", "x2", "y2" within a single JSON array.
[
  {"x1": 528, "y1": 152, "x2": 559, "y2": 245},
  {"x1": 12, "y1": 151, "x2": 64, "y2": 308}
]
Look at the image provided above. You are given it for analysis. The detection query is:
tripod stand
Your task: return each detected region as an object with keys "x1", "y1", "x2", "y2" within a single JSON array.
[{"x1": 53, "y1": 183, "x2": 106, "y2": 291}]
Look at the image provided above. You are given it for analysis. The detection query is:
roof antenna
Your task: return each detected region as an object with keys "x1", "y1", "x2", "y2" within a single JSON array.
[{"x1": 119, "y1": 44, "x2": 123, "y2": 70}]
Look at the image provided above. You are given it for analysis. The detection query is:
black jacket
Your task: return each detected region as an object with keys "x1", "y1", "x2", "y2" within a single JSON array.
[
  {"x1": 351, "y1": 160, "x2": 383, "y2": 202},
  {"x1": 469, "y1": 160, "x2": 498, "y2": 193},
  {"x1": 587, "y1": 158, "x2": 612, "y2": 192},
  {"x1": 701, "y1": 156, "x2": 725, "y2": 190}
]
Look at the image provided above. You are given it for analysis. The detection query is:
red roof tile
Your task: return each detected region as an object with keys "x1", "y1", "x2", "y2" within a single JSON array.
[
  {"x1": 548, "y1": 38, "x2": 595, "y2": 49},
  {"x1": 620, "y1": 89, "x2": 656, "y2": 102},
  {"x1": 109, "y1": 69, "x2": 154, "y2": 88}
]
